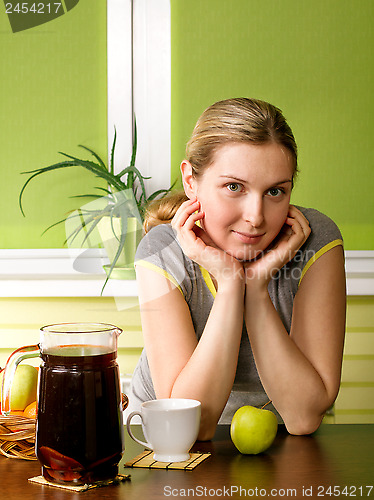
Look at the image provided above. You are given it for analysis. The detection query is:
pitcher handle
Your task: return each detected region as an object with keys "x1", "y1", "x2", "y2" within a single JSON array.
[
  {"x1": 126, "y1": 411, "x2": 152, "y2": 450},
  {"x1": 1, "y1": 344, "x2": 40, "y2": 415}
]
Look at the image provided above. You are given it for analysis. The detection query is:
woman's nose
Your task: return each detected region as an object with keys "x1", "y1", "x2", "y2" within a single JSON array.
[{"x1": 242, "y1": 196, "x2": 264, "y2": 227}]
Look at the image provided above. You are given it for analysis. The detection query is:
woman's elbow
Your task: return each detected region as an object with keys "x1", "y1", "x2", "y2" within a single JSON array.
[
  {"x1": 197, "y1": 418, "x2": 217, "y2": 441},
  {"x1": 196, "y1": 410, "x2": 218, "y2": 441},
  {"x1": 282, "y1": 392, "x2": 338, "y2": 435},
  {"x1": 284, "y1": 413, "x2": 324, "y2": 436},
  {"x1": 197, "y1": 426, "x2": 215, "y2": 441}
]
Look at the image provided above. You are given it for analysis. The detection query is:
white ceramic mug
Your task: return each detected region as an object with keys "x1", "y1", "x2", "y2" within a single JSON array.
[{"x1": 126, "y1": 398, "x2": 201, "y2": 462}]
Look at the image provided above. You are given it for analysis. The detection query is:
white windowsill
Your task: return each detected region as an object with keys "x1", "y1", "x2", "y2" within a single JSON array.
[
  {"x1": 0, "y1": 249, "x2": 137, "y2": 297},
  {"x1": 344, "y1": 250, "x2": 374, "y2": 296},
  {"x1": 0, "y1": 249, "x2": 373, "y2": 297}
]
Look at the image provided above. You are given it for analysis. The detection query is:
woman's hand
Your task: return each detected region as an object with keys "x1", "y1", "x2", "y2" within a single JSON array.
[
  {"x1": 171, "y1": 198, "x2": 244, "y2": 289},
  {"x1": 244, "y1": 205, "x2": 311, "y2": 287}
]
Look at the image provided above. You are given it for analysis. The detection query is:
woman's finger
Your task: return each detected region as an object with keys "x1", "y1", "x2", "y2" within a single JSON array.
[
  {"x1": 177, "y1": 213, "x2": 206, "y2": 251},
  {"x1": 287, "y1": 206, "x2": 311, "y2": 239},
  {"x1": 171, "y1": 198, "x2": 199, "y2": 229},
  {"x1": 172, "y1": 202, "x2": 204, "y2": 238},
  {"x1": 171, "y1": 198, "x2": 197, "y2": 224}
]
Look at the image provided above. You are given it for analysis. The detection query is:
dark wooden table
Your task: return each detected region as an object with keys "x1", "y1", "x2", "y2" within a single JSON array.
[{"x1": 1, "y1": 425, "x2": 373, "y2": 499}]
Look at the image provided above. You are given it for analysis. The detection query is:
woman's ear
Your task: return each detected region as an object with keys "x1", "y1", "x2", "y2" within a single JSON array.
[{"x1": 180, "y1": 160, "x2": 197, "y2": 199}]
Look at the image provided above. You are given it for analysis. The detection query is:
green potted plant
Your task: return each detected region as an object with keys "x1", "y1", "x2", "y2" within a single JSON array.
[{"x1": 19, "y1": 124, "x2": 173, "y2": 290}]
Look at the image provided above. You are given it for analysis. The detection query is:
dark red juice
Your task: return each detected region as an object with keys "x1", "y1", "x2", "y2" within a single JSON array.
[{"x1": 36, "y1": 345, "x2": 124, "y2": 485}]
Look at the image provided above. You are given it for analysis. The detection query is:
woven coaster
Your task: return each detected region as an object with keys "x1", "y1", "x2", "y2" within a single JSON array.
[
  {"x1": 28, "y1": 474, "x2": 131, "y2": 492},
  {"x1": 124, "y1": 450, "x2": 211, "y2": 470}
]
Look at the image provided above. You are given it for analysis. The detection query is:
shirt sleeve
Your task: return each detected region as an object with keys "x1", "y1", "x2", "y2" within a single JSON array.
[
  {"x1": 135, "y1": 224, "x2": 191, "y2": 297},
  {"x1": 297, "y1": 207, "x2": 344, "y2": 285}
]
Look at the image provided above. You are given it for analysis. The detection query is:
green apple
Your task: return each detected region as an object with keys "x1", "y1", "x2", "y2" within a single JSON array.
[
  {"x1": 0, "y1": 364, "x2": 38, "y2": 411},
  {"x1": 230, "y1": 405, "x2": 278, "y2": 454}
]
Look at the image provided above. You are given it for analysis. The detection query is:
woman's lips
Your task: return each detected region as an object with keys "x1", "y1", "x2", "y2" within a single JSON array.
[{"x1": 232, "y1": 230, "x2": 265, "y2": 244}]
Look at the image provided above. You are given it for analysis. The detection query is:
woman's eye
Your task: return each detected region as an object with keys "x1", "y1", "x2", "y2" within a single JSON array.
[
  {"x1": 226, "y1": 183, "x2": 241, "y2": 192},
  {"x1": 267, "y1": 187, "x2": 283, "y2": 197}
]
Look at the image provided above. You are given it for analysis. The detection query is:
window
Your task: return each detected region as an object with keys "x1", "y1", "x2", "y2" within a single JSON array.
[
  {"x1": 107, "y1": 0, "x2": 170, "y2": 191},
  {"x1": 0, "y1": 0, "x2": 171, "y2": 297}
]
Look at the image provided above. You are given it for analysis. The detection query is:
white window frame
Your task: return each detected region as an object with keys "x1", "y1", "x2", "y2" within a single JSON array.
[{"x1": 107, "y1": 0, "x2": 171, "y2": 193}]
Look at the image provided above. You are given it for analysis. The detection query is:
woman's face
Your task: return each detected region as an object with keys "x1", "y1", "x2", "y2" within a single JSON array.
[{"x1": 186, "y1": 142, "x2": 294, "y2": 261}]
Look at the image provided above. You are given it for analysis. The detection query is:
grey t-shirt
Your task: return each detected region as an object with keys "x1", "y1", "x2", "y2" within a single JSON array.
[{"x1": 128, "y1": 206, "x2": 343, "y2": 423}]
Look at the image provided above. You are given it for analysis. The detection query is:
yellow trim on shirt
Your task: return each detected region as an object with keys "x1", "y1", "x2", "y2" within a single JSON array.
[
  {"x1": 135, "y1": 259, "x2": 183, "y2": 294},
  {"x1": 199, "y1": 265, "x2": 217, "y2": 298},
  {"x1": 298, "y1": 239, "x2": 344, "y2": 285}
]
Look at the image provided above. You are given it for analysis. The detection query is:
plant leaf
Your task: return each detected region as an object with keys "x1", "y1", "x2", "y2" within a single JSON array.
[
  {"x1": 116, "y1": 165, "x2": 149, "y2": 182},
  {"x1": 146, "y1": 188, "x2": 170, "y2": 201},
  {"x1": 58, "y1": 153, "x2": 108, "y2": 175},
  {"x1": 110, "y1": 127, "x2": 117, "y2": 176},
  {"x1": 21, "y1": 160, "x2": 79, "y2": 174},
  {"x1": 41, "y1": 216, "x2": 70, "y2": 236},
  {"x1": 101, "y1": 205, "x2": 130, "y2": 294},
  {"x1": 94, "y1": 186, "x2": 113, "y2": 195},
  {"x1": 67, "y1": 207, "x2": 111, "y2": 246},
  {"x1": 70, "y1": 194, "x2": 104, "y2": 200},
  {"x1": 20, "y1": 155, "x2": 126, "y2": 216},
  {"x1": 78, "y1": 145, "x2": 107, "y2": 170},
  {"x1": 19, "y1": 162, "x2": 78, "y2": 215},
  {"x1": 130, "y1": 119, "x2": 137, "y2": 167}
]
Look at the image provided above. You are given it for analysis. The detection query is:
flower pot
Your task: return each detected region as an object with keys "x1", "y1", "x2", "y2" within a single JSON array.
[{"x1": 97, "y1": 216, "x2": 143, "y2": 280}]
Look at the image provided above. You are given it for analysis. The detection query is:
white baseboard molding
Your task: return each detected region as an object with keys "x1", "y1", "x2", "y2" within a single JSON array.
[{"x1": 0, "y1": 249, "x2": 373, "y2": 297}]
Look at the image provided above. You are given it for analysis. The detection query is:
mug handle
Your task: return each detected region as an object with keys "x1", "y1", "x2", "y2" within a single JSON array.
[{"x1": 126, "y1": 411, "x2": 152, "y2": 450}]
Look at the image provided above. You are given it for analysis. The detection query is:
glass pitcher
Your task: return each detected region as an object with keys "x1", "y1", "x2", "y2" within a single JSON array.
[{"x1": 1, "y1": 323, "x2": 125, "y2": 485}]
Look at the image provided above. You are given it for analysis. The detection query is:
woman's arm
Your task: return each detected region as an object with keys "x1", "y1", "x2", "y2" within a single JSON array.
[
  {"x1": 136, "y1": 199, "x2": 245, "y2": 440},
  {"x1": 244, "y1": 211, "x2": 346, "y2": 434},
  {"x1": 136, "y1": 266, "x2": 243, "y2": 441}
]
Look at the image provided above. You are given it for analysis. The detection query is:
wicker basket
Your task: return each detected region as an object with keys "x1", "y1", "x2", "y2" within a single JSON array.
[{"x1": 0, "y1": 415, "x2": 36, "y2": 460}]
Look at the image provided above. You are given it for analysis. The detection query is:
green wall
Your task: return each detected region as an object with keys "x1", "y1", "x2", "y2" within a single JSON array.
[
  {"x1": 170, "y1": 0, "x2": 374, "y2": 250},
  {"x1": 1, "y1": 1, "x2": 107, "y2": 248},
  {"x1": 1, "y1": 1, "x2": 373, "y2": 250}
]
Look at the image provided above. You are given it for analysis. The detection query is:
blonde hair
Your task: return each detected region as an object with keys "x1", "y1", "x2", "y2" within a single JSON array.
[
  {"x1": 143, "y1": 190, "x2": 188, "y2": 233},
  {"x1": 144, "y1": 97, "x2": 298, "y2": 232}
]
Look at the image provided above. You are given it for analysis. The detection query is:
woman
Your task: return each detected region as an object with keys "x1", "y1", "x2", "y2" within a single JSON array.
[{"x1": 129, "y1": 98, "x2": 346, "y2": 440}]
